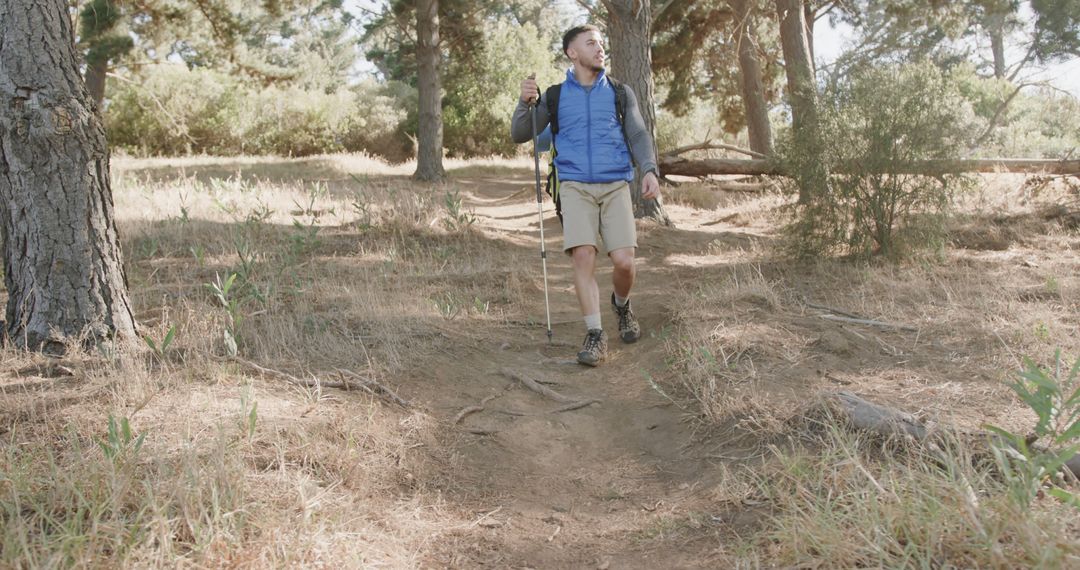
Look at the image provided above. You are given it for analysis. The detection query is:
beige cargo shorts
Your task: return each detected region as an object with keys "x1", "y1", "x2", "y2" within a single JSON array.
[{"x1": 559, "y1": 180, "x2": 637, "y2": 254}]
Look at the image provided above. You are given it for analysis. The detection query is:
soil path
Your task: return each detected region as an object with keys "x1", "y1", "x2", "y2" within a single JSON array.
[{"x1": 401, "y1": 173, "x2": 753, "y2": 568}]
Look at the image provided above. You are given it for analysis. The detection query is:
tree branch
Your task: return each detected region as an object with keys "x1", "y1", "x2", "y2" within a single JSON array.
[
  {"x1": 664, "y1": 140, "x2": 768, "y2": 159},
  {"x1": 972, "y1": 81, "x2": 1039, "y2": 149},
  {"x1": 578, "y1": 0, "x2": 601, "y2": 18}
]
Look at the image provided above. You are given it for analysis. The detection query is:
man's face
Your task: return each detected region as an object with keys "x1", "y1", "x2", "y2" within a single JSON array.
[{"x1": 568, "y1": 30, "x2": 605, "y2": 72}]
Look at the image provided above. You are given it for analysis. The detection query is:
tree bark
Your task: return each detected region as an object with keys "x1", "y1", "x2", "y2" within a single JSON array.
[
  {"x1": 604, "y1": 0, "x2": 670, "y2": 224},
  {"x1": 0, "y1": 0, "x2": 137, "y2": 352},
  {"x1": 84, "y1": 58, "x2": 108, "y2": 110},
  {"x1": 730, "y1": 0, "x2": 774, "y2": 156},
  {"x1": 776, "y1": 0, "x2": 823, "y2": 203},
  {"x1": 414, "y1": 0, "x2": 445, "y2": 182},
  {"x1": 990, "y1": 24, "x2": 1006, "y2": 79}
]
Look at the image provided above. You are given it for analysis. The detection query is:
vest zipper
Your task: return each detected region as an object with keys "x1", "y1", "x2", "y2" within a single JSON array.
[{"x1": 585, "y1": 84, "x2": 593, "y2": 180}]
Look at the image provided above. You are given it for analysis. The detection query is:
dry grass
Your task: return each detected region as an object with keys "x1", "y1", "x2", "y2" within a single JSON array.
[
  {"x1": 4, "y1": 152, "x2": 1080, "y2": 567},
  {"x1": 1, "y1": 153, "x2": 538, "y2": 567},
  {"x1": 656, "y1": 172, "x2": 1080, "y2": 566},
  {"x1": 731, "y1": 420, "x2": 1080, "y2": 568}
]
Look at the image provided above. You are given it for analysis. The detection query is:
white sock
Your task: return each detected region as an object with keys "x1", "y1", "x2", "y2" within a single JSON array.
[
  {"x1": 584, "y1": 313, "x2": 602, "y2": 331},
  {"x1": 614, "y1": 294, "x2": 629, "y2": 307}
]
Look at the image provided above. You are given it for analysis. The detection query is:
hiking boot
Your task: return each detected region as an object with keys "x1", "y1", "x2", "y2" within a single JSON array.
[
  {"x1": 611, "y1": 293, "x2": 641, "y2": 343},
  {"x1": 577, "y1": 328, "x2": 608, "y2": 367}
]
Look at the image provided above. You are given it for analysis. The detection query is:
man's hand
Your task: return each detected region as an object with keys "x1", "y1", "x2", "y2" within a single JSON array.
[
  {"x1": 641, "y1": 171, "x2": 660, "y2": 200},
  {"x1": 520, "y1": 74, "x2": 539, "y2": 105}
]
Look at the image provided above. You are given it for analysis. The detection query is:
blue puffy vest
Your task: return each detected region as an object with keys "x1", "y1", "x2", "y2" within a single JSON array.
[{"x1": 552, "y1": 69, "x2": 634, "y2": 184}]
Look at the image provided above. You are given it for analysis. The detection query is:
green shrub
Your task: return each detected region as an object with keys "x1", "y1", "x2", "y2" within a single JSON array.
[
  {"x1": 987, "y1": 350, "x2": 1080, "y2": 510},
  {"x1": 105, "y1": 65, "x2": 412, "y2": 159},
  {"x1": 952, "y1": 64, "x2": 1080, "y2": 158},
  {"x1": 781, "y1": 61, "x2": 979, "y2": 259},
  {"x1": 442, "y1": 19, "x2": 562, "y2": 158}
]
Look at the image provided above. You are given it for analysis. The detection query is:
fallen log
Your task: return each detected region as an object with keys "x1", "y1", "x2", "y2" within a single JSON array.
[
  {"x1": 829, "y1": 391, "x2": 1080, "y2": 478},
  {"x1": 661, "y1": 157, "x2": 780, "y2": 177},
  {"x1": 659, "y1": 157, "x2": 1080, "y2": 178},
  {"x1": 714, "y1": 181, "x2": 774, "y2": 193},
  {"x1": 833, "y1": 391, "x2": 929, "y2": 441}
]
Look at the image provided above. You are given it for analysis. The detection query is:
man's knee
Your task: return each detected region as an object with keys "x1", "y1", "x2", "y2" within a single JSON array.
[
  {"x1": 571, "y1": 245, "x2": 597, "y2": 265},
  {"x1": 609, "y1": 248, "x2": 635, "y2": 273}
]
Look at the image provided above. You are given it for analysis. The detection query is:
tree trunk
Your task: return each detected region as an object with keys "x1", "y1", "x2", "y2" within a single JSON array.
[
  {"x1": 414, "y1": 0, "x2": 445, "y2": 182},
  {"x1": 803, "y1": 1, "x2": 815, "y2": 73},
  {"x1": 990, "y1": 24, "x2": 1006, "y2": 79},
  {"x1": 84, "y1": 58, "x2": 108, "y2": 110},
  {"x1": 0, "y1": 0, "x2": 137, "y2": 353},
  {"x1": 730, "y1": 0, "x2": 774, "y2": 155},
  {"x1": 604, "y1": 0, "x2": 670, "y2": 224},
  {"x1": 776, "y1": 0, "x2": 823, "y2": 203}
]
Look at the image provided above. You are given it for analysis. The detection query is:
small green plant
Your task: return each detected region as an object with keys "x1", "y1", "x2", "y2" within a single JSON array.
[
  {"x1": 472, "y1": 296, "x2": 490, "y2": 315},
  {"x1": 289, "y1": 219, "x2": 323, "y2": 255},
  {"x1": 143, "y1": 325, "x2": 177, "y2": 358},
  {"x1": 986, "y1": 350, "x2": 1080, "y2": 509},
  {"x1": 1047, "y1": 276, "x2": 1060, "y2": 294},
  {"x1": 135, "y1": 237, "x2": 160, "y2": 260},
  {"x1": 206, "y1": 272, "x2": 241, "y2": 357},
  {"x1": 350, "y1": 187, "x2": 375, "y2": 230},
  {"x1": 239, "y1": 385, "x2": 259, "y2": 439},
  {"x1": 434, "y1": 293, "x2": 461, "y2": 320},
  {"x1": 442, "y1": 188, "x2": 476, "y2": 232},
  {"x1": 190, "y1": 244, "x2": 206, "y2": 267},
  {"x1": 245, "y1": 200, "x2": 275, "y2": 225},
  {"x1": 177, "y1": 191, "x2": 191, "y2": 225},
  {"x1": 292, "y1": 181, "x2": 332, "y2": 220},
  {"x1": 98, "y1": 415, "x2": 146, "y2": 462}
]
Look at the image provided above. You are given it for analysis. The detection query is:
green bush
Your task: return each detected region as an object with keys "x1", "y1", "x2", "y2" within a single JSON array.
[
  {"x1": 782, "y1": 61, "x2": 979, "y2": 259},
  {"x1": 442, "y1": 19, "x2": 562, "y2": 158},
  {"x1": 105, "y1": 65, "x2": 412, "y2": 159},
  {"x1": 952, "y1": 64, "x2": 1080, "y2": 158}
]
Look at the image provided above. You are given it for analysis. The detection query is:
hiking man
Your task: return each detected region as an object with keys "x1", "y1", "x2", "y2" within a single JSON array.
[{"x1": 510, "y1": 24, "x2": 661, "y2": 367}]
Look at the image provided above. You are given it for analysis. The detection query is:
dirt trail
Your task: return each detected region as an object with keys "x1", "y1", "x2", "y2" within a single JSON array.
[{"x1": 399, "y1": 174, "x2": 745, "y2": 568}]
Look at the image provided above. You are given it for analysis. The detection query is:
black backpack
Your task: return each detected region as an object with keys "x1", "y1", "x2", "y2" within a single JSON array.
[{"x1": 542, "y1": 78, "x2": 630, "y2": 224}]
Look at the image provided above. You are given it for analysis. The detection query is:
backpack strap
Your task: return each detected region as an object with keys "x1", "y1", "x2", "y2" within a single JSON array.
[
  {"x1": 607, "y1": 77, "x2": 635, "y2": 166},
  {"x1": 609, "y1": 77, "x2": 627, "y2": 127},
  {"x1": 545, "y1": 83, "x2": 562, "y2": 135}
]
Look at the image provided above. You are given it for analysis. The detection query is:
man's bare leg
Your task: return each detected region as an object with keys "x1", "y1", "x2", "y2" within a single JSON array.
[
  {"x1": 571, "y1": 245, "x2": 600, "y2": 318},
  {"x1": 607, "y1": 246, "x2": 641, "y2": 343},
  {"x1": 609, "y1": 247, "x2": 635, "y2": 299},
  {"x1": 571, "y1": 245, "x2": 607, "y2": 365}
]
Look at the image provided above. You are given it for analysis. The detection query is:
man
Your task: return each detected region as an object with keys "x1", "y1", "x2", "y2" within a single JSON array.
[{"x1": 510, "y1": 24, "x2": 661, "y2": 367}]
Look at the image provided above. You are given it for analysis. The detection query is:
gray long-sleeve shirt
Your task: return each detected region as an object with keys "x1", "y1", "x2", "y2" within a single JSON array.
[{"x1": 510, "y1": 82, "x2": 659, "y2": 176}]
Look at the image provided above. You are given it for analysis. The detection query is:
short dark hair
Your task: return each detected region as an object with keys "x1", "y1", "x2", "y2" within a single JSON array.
[{"x1": 562, "y1": 25, "x2": 601, "y2": 57}]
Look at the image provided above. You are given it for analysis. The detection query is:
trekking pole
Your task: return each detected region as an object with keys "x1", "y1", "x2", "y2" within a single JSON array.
[{"x1": 528, "y1": 74, "x2": 554, "y2": 345}]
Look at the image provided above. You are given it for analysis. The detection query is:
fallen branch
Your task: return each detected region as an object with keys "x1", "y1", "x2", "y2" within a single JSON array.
[
  {"x1": 829, "y1": 391, "x2": 1080, "y2": 478},
  {"x1": 550, "y1": 399, "x2": 601, "y2": 413},
  {"x1": 806, "y1": 302, "x2": 866, "y2": 320},
  {"x1": 223, "y1": 356, "x2": 410, "y2": 408},
  {"x1": 713, "y1": 181, "x2": 774, "y2": 193},
  {"x1": 833, "y1": 391, "x2": 929, "y2": 440},
  {"x1": 230, "y1": 356, "x2": 351, "y2": 389},
  {"x1": 819, "y1": 314, "x2": 918, "y2": 332},
  {"x1": 500, "y1": 368, "x2": 579, "y2": 404},
  {"x1": 659, "y1": 157, "x2": 1080, "y2": 178},
  {"x1": 336, "y1": 367, "x2": 411, "y2": 408},
  {"x1": 453, "y1": 395, "x2": 498, "y2": 425},
  {"x1": 663, "y1": 141, "x2": 768, "y2": 159}
]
